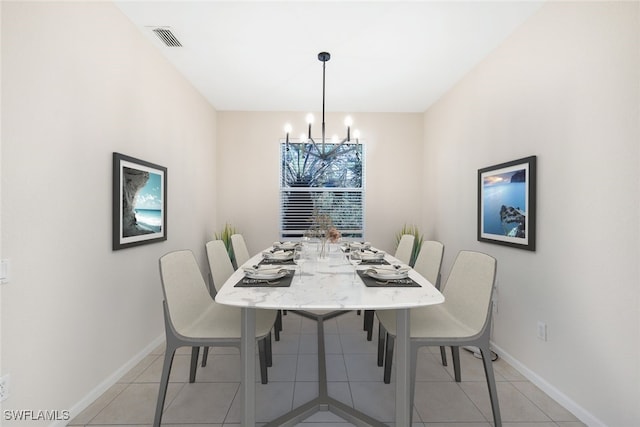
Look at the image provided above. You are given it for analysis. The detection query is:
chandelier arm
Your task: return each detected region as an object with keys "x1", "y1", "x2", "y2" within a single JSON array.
[
  {"x1": 307, "y1": 137, "x2": 322, "y2": 157},
  {"x1": 300, "y1": 144, "x2": 312, "y2": 182},
  {"x1": 323, "y1": 137, "x2": 353, "y2": 158}
]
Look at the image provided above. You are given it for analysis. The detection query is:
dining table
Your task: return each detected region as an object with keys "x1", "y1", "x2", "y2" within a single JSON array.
[{"x1": 214, "y1": 242, "x2": 444, "y2": 426}]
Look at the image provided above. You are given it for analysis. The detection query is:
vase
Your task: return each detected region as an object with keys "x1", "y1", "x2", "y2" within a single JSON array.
[{"x1": 318, "y1": 237, "x2": 328, "y2": 260}]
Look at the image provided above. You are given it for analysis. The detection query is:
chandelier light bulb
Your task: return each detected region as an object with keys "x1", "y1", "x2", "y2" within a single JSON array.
[
  {"x1": 299, "y1": 134, "x2": 306, "y2": 143},
  {"x1": 353, "y1": 129, "x2": 361, "y2": 140},
  {"x1": 331, "y1": 134, "x2": 339, "y2": 144},
  {"x1": 306, "y1": 114, "x2": 315, "y2": 124},
  {"x1": 344, "y1": 116, "x2": 353, "y2": 128}
]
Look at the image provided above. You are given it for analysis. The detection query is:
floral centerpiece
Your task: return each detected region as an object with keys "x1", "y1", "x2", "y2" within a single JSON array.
[{"x1": 306, "y1": 212, "x2": 341, "y2": 258}]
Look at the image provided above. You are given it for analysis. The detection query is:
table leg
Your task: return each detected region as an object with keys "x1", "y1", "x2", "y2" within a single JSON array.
[
  {"x1": 241, "y1": 307, "x2": 256, "y2": 427},
  {"x1": 395, "y1": 308, "x2": 411, "y2": 425}
]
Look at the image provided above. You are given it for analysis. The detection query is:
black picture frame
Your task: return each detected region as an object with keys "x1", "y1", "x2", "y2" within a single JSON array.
[
  {"x1": 477, "y1": 156, "x2": 536, "y2": 251},
  {"x1": 112, "y1": 152, "x2": 167, "y2": 250}
]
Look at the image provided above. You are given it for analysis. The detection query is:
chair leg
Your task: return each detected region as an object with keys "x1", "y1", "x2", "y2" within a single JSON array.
[
  {"x1": 377, "y1": 322, "x2": 386, "y2": 367},
  {"x1": 189, "y1": 347, "x2": 200, "y2": 383},
  {"x1": 154, "y1": 345, "x2": 176, "y2": 427},
  {"x1": 479, "y1": 344, "x2": 502, "y2": 427},
  {"x1": 258, "y1": 338, "x2": 268, "y2": 384},
  {"x1": 265, "y1": 332, "x2": 273, "y2": 367},
  {"x1": 364, "y1": 310, "x2": 374, "y2": 340},
  {"x1": 440, "y1": 345, "x2": 448, "y2": 366},
  {"x1": 383, "y1": 333, "x2": 395, "y2": 384},
  {"x1": 201, "y1": 346, "x2": 209, "y2": 367},
  {"x1": 274, "y1": 311, "x2": 282, "y2": 341},
  {"x1": 451, "y1": 346, "x2": 461, "y2": 382}
]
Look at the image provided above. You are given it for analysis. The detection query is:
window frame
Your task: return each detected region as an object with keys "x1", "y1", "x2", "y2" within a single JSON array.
[{"x1": 279, "y1": 141, "x2": 365, "y2": 240}]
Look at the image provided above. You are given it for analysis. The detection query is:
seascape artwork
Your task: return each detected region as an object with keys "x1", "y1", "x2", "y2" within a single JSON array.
[
  {"x1": 123, "y1": 167, "x2": 163, "y2": 236},
  {"x1": 482, "y1": 169, "x2": 527, "y2": 238},
  {"x1": 477, "y1": 156, "x2": 536, "y2": 251},
  {"x1": 113, "y1": 152, "x2": 167, "y2": 250}
]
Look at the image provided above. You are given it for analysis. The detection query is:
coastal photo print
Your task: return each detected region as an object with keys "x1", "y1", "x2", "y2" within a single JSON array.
[
  {"x1": 112, "y1": 153, "x2": 167, "y2": 250},
  {"x1": 477, "y1": 156, "x2": 536, "y2": 251}
]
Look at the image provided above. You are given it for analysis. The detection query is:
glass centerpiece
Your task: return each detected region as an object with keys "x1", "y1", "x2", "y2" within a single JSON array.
[{"x1": 306, "y1": 212, "x2": 341, "y2": 259}]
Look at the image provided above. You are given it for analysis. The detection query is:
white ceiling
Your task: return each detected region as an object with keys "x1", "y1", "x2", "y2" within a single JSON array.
[{"x1": 115, "y1": 1, "x2": 543, "y2": 113}]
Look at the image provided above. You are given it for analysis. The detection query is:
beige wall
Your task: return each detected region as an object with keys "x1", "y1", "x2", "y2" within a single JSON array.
[
  {"x1": 1, "y1": 1, "x2": 217, "y2": 421},
  {"x1": 422, "y1": 2, "x2": 639, "y2": 426},
  {"x1": 216, "y1": 111, "x2": 425, "y2": 255}
]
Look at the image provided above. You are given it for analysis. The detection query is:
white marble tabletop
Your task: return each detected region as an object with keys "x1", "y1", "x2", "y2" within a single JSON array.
[{"x1": 215, "y1": 247, "x2": 444, "y2": 310}]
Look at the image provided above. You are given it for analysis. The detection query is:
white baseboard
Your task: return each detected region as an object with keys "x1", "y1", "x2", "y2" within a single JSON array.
[
  {"x1": 491, "y1": 342, "x2": 606, "y2": 427},
  {"x1": 50, "y1": 334, "x2": 164, "y2": 427}
]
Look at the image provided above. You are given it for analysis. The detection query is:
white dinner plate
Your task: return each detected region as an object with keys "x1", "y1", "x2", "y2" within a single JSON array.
[
  {"x1": 366, "y1": 269, "x2": 409, "y2": 280},
  {"x1": 245, "y1": 269, "x2": 289, "y2": 280}
]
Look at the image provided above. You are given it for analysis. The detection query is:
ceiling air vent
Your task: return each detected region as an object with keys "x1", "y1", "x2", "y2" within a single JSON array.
[{"x1": 152, "y1": 27, "x2": 182, "y2": 47}]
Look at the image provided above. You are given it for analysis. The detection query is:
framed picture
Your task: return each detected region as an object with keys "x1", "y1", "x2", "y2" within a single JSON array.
[
  {"x1": 113, "y1": 152, "x2": 167, "y2": 250},
  {"x1": 477, "y1": 156, "x2": 536, "y2": 251}
]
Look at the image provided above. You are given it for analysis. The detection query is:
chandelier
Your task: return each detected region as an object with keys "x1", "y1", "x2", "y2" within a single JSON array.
[{"x1": 283, "y1": 52, "x2": 361, "y2": 160}]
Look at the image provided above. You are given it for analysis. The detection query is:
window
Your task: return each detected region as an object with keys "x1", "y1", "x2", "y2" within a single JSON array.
[{"x1": 280, "y1": 141, "x2": 364, "y2": 239}]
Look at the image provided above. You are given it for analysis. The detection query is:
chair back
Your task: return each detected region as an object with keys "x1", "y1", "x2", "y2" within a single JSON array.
[
  {"x1": 159, "y1": 250, "x2": 212, "y2": 337},
  {"x1": 412, "y1": 240, "x2": 444, "y2": 288},
  {"x1": 394, "y1": 234, "x2": 415, "y2": 265},
  {"x1": 230, "y1": 234, "x2": 251, "y2": 268},
  {"x1": 206, "y1": 240, "x2": 235, "y2": 293},
  {"x1": 443, "y1": 250, "x2": 497, "y2": 335}
]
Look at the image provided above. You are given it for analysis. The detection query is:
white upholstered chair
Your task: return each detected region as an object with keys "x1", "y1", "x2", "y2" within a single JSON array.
[
  {"x1": 154, "y1": 249, "x2": 277, "y2": 426},
  {"x1": 394, "y1": 233, "x2": 415, "y2": 265},
  {"x1": 376, "y1": 240, "x2": 449, "y2": 381},
  {"x1": 376, "y1": 250, "x2": 501, "y2": 426},
  {"x1": 362, "y1": 233, "x2": 417, "y2": 338},
  {"x1": 228, "y1": 234, "x2": 285, "y2": 336},
  {"x1": 230, "y1": 233, "x2": 251, "y2": 269}
]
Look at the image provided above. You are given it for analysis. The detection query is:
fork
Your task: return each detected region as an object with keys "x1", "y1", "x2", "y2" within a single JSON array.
[
  {"x1": 243, "y1": 279, "x2": 281, "y2": 285},
  {"x1": 375, "y1": 279, "x2": 413, "y2": 285}
]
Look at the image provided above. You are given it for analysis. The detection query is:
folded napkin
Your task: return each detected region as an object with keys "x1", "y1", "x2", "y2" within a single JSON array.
[
  {"x1": 358, "y1": 249, "x2": 385, "y2": 259},
  {"x1": 262, "y1": 249, "x2": 292, "y2": 259},
  {"x1": 350, "y1": 241, "x2": 371, "y2": 249},
  {"x1": 242, "y1": 266, "x2": 288, "y2": 276},
  {"x1": 273, "y1": 241, "x2": 299, "y2": 250}
]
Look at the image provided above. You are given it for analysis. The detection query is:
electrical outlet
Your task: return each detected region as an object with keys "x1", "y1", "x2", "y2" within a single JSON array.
[
  {"x1": 536, "y1": 321, "x2": 547, "y2": 341},
  {"x1": 0, "y1": 374, "x2": 10, "y2": 401},
  {"x1": 0, "y1": 259, "x2": 9, "y2": 284}
]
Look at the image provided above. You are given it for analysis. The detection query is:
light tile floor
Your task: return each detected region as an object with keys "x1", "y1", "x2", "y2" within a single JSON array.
[{"x1": 69, "y1": 311, "x2": 585, "y2": 427}]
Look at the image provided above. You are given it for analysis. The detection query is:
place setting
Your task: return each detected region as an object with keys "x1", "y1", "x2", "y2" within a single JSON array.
[
  {"x1": 272, "y1": 241, "x2": 300, "y2": 251},
  {"x1": 356, "y1": 264, "x2": 421, "y2": 287},
  {"x1": 234, "y1": 265, "x2": 294, "y2": 287},
  {"x1": 351, "y1": 249, "x2": 390, "y2": 265},
  {"x1": 259, "y1": 248, "x2": 295, "y2": 265}
]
